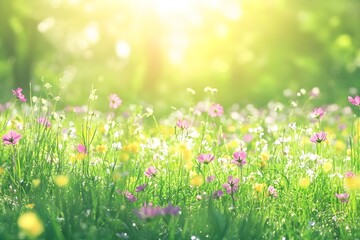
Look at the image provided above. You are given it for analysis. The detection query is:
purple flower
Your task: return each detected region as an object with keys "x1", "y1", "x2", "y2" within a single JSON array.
[
  {"x1": 135, "y1": 183, "x2": 148, "y2": 192},
  {"x1": 348, "y1": 95, "x2": 360, "y2": 106},
  {"x1": 197, "y1": 153, "x2": 215, "y2": 164},
  {"x1": 109, "y1": 94, "x2": 122, "y2": 109},
  {"x1": 161, "y1": 203, "x2": 180, "y2": 216},
  {"x1": 176, "y1": 119, "x2": 190, "y2": 130},
  {"x1": 135, "y1": 203, "x2": 162, "y2": 219},
  {"x1": 212, "y1": 190, "x2": 224, "y2": 199},
  {"x1": 144, "y1": 166, "x2": 158, "y2": 178},
  {"x1": 208, "y1": 103, "x2": 224, "y2": 117},
  {"x1": 268, "y1": 186, "x2": 278, "y2": 198},
  {"x1": 123, "y1": 190, "x2": 137, "y2": 202},
  {"x1": 2, "y1": 130, "x2": 22, "y2": 145},
  {"x1": 222, "y1": 176, "x2": 240, "y2": 194},
  {"x1": 206, "y1": 175, "x2": 216, "y2": 183},
  {"x1": 335, "y1": 193, "x2": 349, "y2": 203},
  {"x1": 231, "y1": 151, "x2": 247, "y2": 166},
  {"x1": 37, "y1": 117, "x2": 51, "y2": 128},
  {"x1": 12, "y1": 87, "x2": 26, "y2": 102},
  {"x1": 310, "y1": 131, "x2": 327, "y2": 143},
  {"x1": 312, "y1": 108, "x2": 325, "y2": 119}
]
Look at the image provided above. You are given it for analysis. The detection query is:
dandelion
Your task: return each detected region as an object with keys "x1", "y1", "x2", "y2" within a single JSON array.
[
  {"x1": 268, "y1": 186, "x2": 278, "y2": 197},
  {"x1": 231, "y1": 151, "x2": 247, "y2": 166},
  {"x1": 222, "y1": 176, "x2": 240, "y2": 194},
  {"x1": 2, "y1": 130, "x2": 22, "y2": 145},
  {"x1": 299, "y1": 177, "x2": 310, "y2": 188},
  {"x1": 197, "y1": 153, "x2": 215, "y2": 164},
  {"x1": 176, "y1": 119, "x2": 190, "y2": 130},
  {"x1": 32, "y1": 179, "x2": 41, "y2": 187},
  {"x1": 96, "y1": 144, "x2": 108, "y2": 153},
  {"x1": 253, "y1": 183, "x2": 265, "y2": 193},
  {"x1": 12, "y1": 87, "x2": 26, "y2": 102},
  {"x1": 144, "y1": 166, "x2": 158, "y2": 178},
  {"x1": 37, "y1": 117, "x2": 51, "y2": 128},
  {"x1": 335, "y1": 193, "x2": 350, "y2": 203},
  {"x1": 54, "y1": 175, "x2": 69, "y2": 187},
  {"x1": 17, "y1": 212, "x2": 44, "y2": 237},
  {"x1": 322, "y1": 162, "x2": 333, "y2": 173},
  {"x1": 109, "y1": 94, "x2": 122, "y2": 109},
  {"x1": 208, "y1": 103, "x2": 224, "y2": 117},
  {"x1": 309, "y1": 131, "x2": 327, "y2": 143},
  {"x1": 348, "y1": 95, "x2": 360, "y2": 106}
]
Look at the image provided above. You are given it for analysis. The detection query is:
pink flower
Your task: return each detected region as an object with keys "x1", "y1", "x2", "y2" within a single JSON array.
[
  {"x1": 231, "y1": 151, "x2": 247, "y2": 166},
  {"x1": 176, "y1": 119, "x2": 190, "y2": 129},
  {"x1": 37, "y1": 117, "x2": 51, "y2": 128},
  {"x1": 212, "y1": 190, "x2": 223, "y2": 199},
  {"x1": 144, "y1": 166, "x2": 158, "y2": 178},
  {"x1": 2, "y1": 130, "x2": 22, "y2": 145},
  {"x1": 312, "y1": 108, "x2": 325, "y2": 119},
  {"x1": 348, "y1": 96, "x2": 360, "y2": 106},
  {"x1": 310, "y1": 131, "x2": 327, "y2": 143},
  {"x1": 12, "y1": 87, "x2": 26, "y2": 102},
  {"x1": 197, "y1": 153, "x2": 215, "y2": 164},
  {"x1": 135, "y1": 183, "x2": 148, "y2": 192},
  {"x1": 222, "y1": 176, "x2": 240, "y2": 194},
  {"x1": 123, "y1": 190, "x2": 137, "y2": 202},
  {"x1": 335, "y1": 193, "x2": 349, "y2": 203},
  {"x1": 206, "y1": 175, "x2": 216, "y2": 183},
  {"x1": 109, "y1": 94, "x2": 122, "y2": 109},
  {"x1": 345, "y1": 171, "x2": 355, "y2": 178},
  {"x1": 268, "y1": 186, "x2": 278, "y2": 198},
  {"x1": 135, "y1": 203, "x2": 162, "y2": 219},
  {"x1": 208, "y1": 103, "x2": 224, "y2": 117},
  {"x1": 76, "y1": 144, "x2": 87, "y2": 153},
  {"x1": 161, "y1": 203, "x2": 181, "y2": 216}
]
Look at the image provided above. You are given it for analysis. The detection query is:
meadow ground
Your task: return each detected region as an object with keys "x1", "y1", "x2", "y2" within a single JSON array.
[{"x1": 1, "y1": 84, "x2": 360, "y2": 239}]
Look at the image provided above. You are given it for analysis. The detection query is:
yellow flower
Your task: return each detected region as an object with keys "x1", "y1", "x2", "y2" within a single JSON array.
[
  {"x1": 17, "y1": 212, "x2": 44, "y2": 238},
  {"x1": 123, "y1": 142, "x2": 139, "y2": 153},
  {"x1": 322, "y1": 162, "x2": 333, "y2": 173},
  {"x1": 334, "y1": 140, "x2": 346, "y2": 153},
  {"x1": 119, "y1": 152, "x2": 130, "y2": 162},
  {"x1": 96, "y1": 144, "x2": 108, "y2": 153},
  {"x1": 260, "y1": 152, "x2": 270, "y2": 161},
  {"x1": 344, "y1": 176, "x2": 360, "y2": 190},
  {"x1": 32, "y1": 179, "x2": 41, "y2": 187},
  {"x1": 253, "y1": 183, "x2": 265, "y2": 193},
  {"x1": 0, "y1": 167, "x2": 4, "y2": 175},
  {"x1": 26, "y1": 203, "x2": 35, "y2": 209},
  {"x1": 190, "y1": 174, "x2": 203, "y2": 187},
  {"x1": 299, "y1": 177, "x2": 310, "y2": 188},
  {"x1": 227, "y1": 125, "x2": 237, "y2": 133},
  {"x1": 54, "y1": 175, "x2": 69, "y2": 187}
]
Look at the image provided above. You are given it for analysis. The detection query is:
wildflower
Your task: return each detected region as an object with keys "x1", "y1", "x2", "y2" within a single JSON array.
[
  {"x1": 135, "y1": 183, "x2": 148, "y2": 192},
  {"x1": 197, "y1": 153, "x2": 215, "y2": 164},
  {"x1": 348, "y1": 95, "x2": 360, "y2": 106},
  {"x1": 206, "y1": 175, "x2": 216, "y2": 183},
  {"x1": 2, "y1": 130, "x2": 22, "y2": 145},
  {"x1": 344, "y1": 171, "x2": 360, "y2": 190},
  {"x1": 37, "y1": 117, "x2": 51, "y2": 128},
  {"x1": 176, "y1": 119, "x2": 190, "y2": 130},
  {"x1": 335, "y1": 193, "x2": 350, "y2": 203},
  {"x1": 135, "y1": 203, "x2": 162, "y2": 219},
  {"x1": 123, "y1": 190, "x2": 137, "y2": 202},
  {"x1": 109, "y1": 94, "x2": 122, "y2": 109},
  {"x1": 190, "y1": 174, "x2": 203, "y2": 187},
  {"x1": 231, "y1": 151, "x2": 247, "y2": 166},
  {"x1": 322, "y1": 162, "x2": 333, "y2": 173},
  {"x1": 76, "y1": 144, "x2": 87, "y2": 153},
  {"x1": 17, "y1": 212, "x2": 44, "y2": 237},
  {"x1": 144, "y1": 166, "x2": 158, "y2": 178},
  {"x1": 54, "y1": 175, "x2": 69, "y2": 187},
  {"x1": 32, "y1": 179, "x2": 41, "y2": 187},
  {"x1": 299, "y1": 177, "x2": 310, "y2": 188},
  {"x1": 253, "y1": 183, "x2": 265, "y2": 193},
  {"x1": 96, "y1": 144, "x2": 108, "y2": 153},
  {"x1": 12, "y1": 87, "x2": 26, "y2": 102},
  {"x1": 162, "y1": 203, "x2": 180, "y2": 216},
  {"x1": 268, "y1": 186, "x2": 278, "y2": 197},
  {"x1": 212, "y1": 190, "x2": 223, "y2": 199},
  {"x1": 309, "y1": 131, "x2": 327, "y2": 143},
  {"x1": 222, "y1": 176, "x2": 240, "y2": 194},
  {"x1": 208, "y1": 103, "x2": 224, "y2": 117},
  {"x1": 312, "y1": 108, "x2": 325, "y2": 119}
]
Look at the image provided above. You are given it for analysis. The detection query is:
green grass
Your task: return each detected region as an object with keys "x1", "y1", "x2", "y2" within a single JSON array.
[{"x1": 0, "y1": 84, "x2": 360, "y2": 239}]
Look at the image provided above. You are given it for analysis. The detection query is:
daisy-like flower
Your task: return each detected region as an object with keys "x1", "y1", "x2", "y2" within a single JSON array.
[
  {"x1": 309, "y1": 131, "x2": 327, "y2": 143},
  {"x1": 161, "y1": 203, "x2": 181, "y2": 216},
  {"x1": 176, "y1": 119, "x2": 190, "y2": 130},
  {"x1": 109, "y1": 94, "x2": 122, "y2": 109},
  {"x1": 144, "y1": 166, "x2": 158, "y2": 178},
  {"x1": 12, "y1": 87, "x2": 26, "y2": 102},
  {"x1": 212, "y1": 190, "x2": 224, "y2": 199},
  {"x1": 312, "y1": 108, "x2": 325, "y2": 119},
  {"x1": 135, "y1": 183, "x2": 148, "y2": 192},
  {"x1": 123, "y1": 190, "x2": 137, "y2": 202},
  {"x1": 197, "y1": 153, "x2": 215, "y2": 164},
  {"x1": 76, "y1": 144, "x2": 87, "y2": 153},
  {"x1": 208, "y1": 103, "x2": 224, "y2": 117},
  {"x1": 222, "y1": 176, "x2": 240, "y2": 194},
  {"x1": 348, "y1": 95, "x2": 360, "y2": 106},
  {"x1": 2, "y1": 130, "x2": 22, "y2": 145},
  {"x1": 37, "y1": 117, "x2": 51, "y2": 128},
  {"x1": 135, "y1": 203, "x2": 162, "y2": 219},
  {"x1": 231, "y1": 151, "x2": 247, "y2": 166},
  {"x1": 335, "y1": 193, "x2": 349, "y2": 203}
]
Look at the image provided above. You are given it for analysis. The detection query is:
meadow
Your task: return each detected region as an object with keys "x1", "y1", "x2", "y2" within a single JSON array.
[{"x1": 1, "y1": 83, "x2": 360, "y2": 240}]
